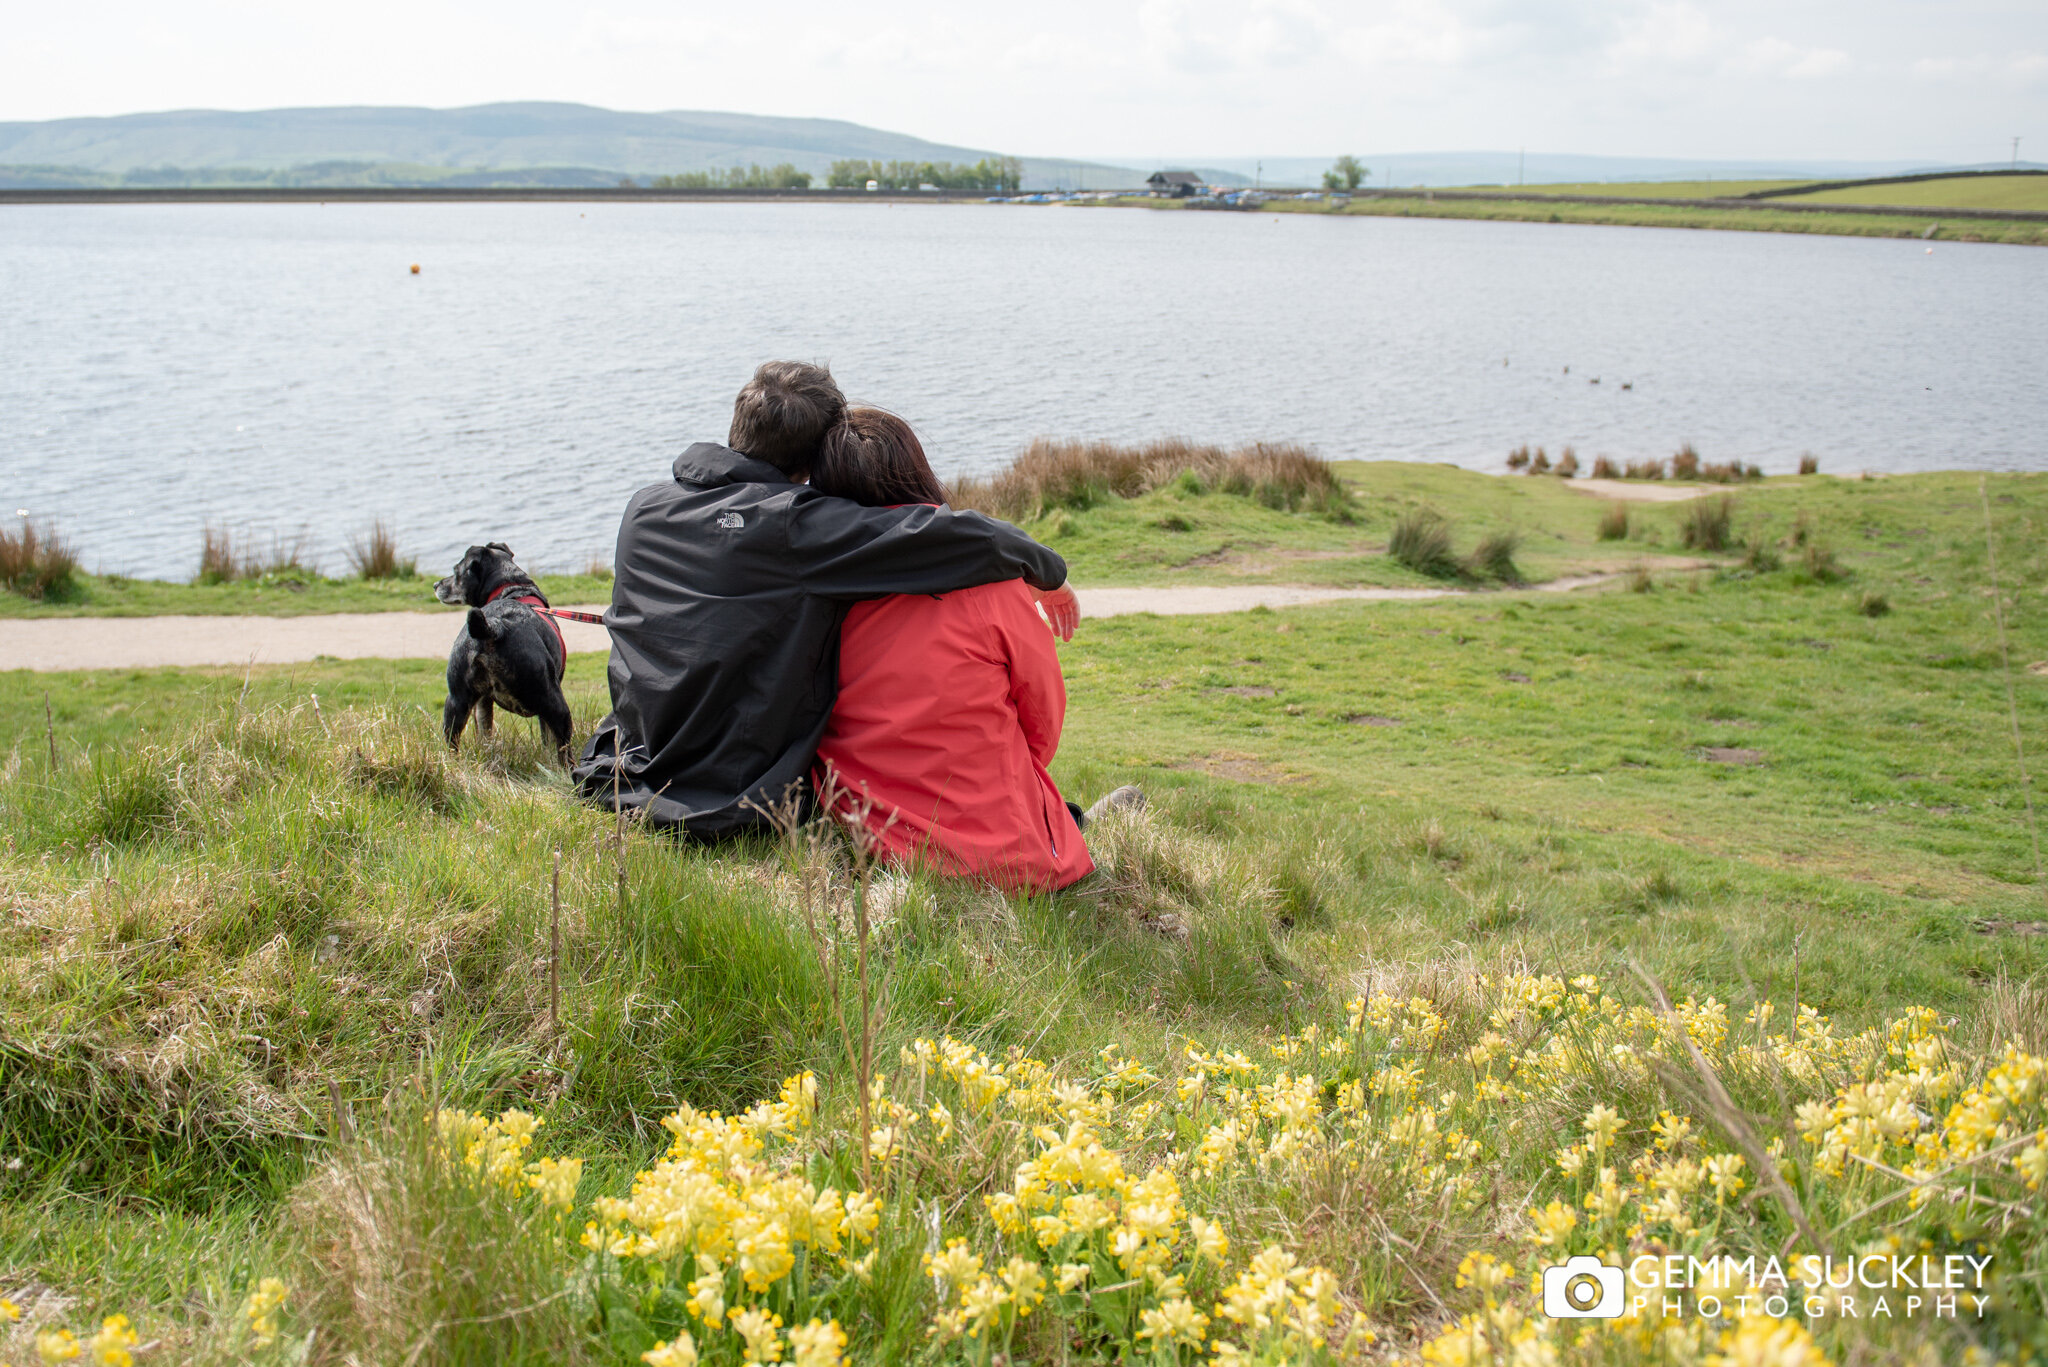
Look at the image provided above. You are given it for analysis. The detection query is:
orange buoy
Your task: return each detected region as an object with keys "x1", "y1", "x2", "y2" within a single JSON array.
[{"x1": 410, "y1": 263, "x2": 421, "y2": 274}]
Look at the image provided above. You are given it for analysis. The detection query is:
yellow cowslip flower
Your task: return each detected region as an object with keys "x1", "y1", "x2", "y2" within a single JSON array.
[
  {"x1": 1, "y1": 1297, "x2": 19, "y2": 1322},
  {"x1": 1703, "y1": 1313, "x2": 1832, "y2": 1367},
  {"x1": 846, "y1": 1250, "x2": 877, "y2": 1280},
  {"x1": 1454, "y1": 1252, "x2": 1515, "y2": 1295},
  {"x1": 1060, "y1": 1192, "x2": 1115, "y2": 1237},
  {"x1": 37, "y1": 1328, "x2": 82, "y2": 1363},
  {"x1": 525, "y1": 1156, "x2": 584, "y2": 1211},
  {"x1": 1138, "y1": 1297, "x2": 1210, "y2": 1347},
  {"x1": 1527, "y1": 1199, "x2": 1578, "y2": 1247},
  {"x1": 643, "y1": 1333, "x2": 699, "y2": 1367},
  {"x1": 959, "y1": 1276, "x2": 1011, "y2": 1336},
  {"x1": 243, "y1": 1276, "x2": 289, "y2": 1347},
  {"x1": 1583, "y1": 1168, "x2": 1626, "y2": 1221},
  {"x1": 727, "y1": 1307, "x2": 784, "y2": 1364},
  {"x1": 985, "y1": 1191, "x2": 1026, "y2": 1235},
  {"x1": 686, "y1": 1264, "x2": 726, "y2": 1323},
  {"x1": 1031, "y1": 1212, "x2": 1069, "y2": 1249},
  {"x1": 2017, "y1": 1134, "x2": 2048, "y2": 1190},
  {"x1": 1055, "y1": 1262, "x2": 1092, "y2": 1293},
  {"x1": 925, "y1": 1238, "x2": 983, "y2": 1291},
  {"x1": 1582, "y1": 1103, "x2": 1624, "y2": 1154},
  {"x1": 927, "y1": 1101, "x2": 954, "y2": 1142},
  {"x1": 787, "y1": 1319, "x2": 846, "y2": 1367},
  {"x1": 84, "y1": 1316, "x2": 138, "y2": 1367},
  {"x1": 1001, "y1": 1257, "x2": 1046, "y2": 1314},
  {"x1": 841, "y1": 1190, "x2": 879, "y2": 1243},
  {"x1": 1189, "y1": 1215, "x2": 1229, "y2": 1263},
  {"x1": 1650, "y1": 1110, "x2": 1693, "y2": 1152},
  {"x1": 1704, "y1": 1152, "x2": 1747, "y2": 1204}
]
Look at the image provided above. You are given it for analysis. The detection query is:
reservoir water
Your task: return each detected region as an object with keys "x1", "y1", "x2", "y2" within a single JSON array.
[{"x1": 3, "y1": 201, "x2": 2043, "y2": 580}]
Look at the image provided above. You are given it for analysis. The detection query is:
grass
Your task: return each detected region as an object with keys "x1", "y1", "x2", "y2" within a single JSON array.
[
  {"x1": 1679, "y1": 495, "x2": 1735, "y2": 552},
  {"x1": 3, "y1": 468, "x2": 2048, "y2": 1362},
  {"x1": 1774, "y1": 174, "x2": 2048, "y2": 213},
  {"x1": 1250, "y1": 193, "x2": 2048, "y2": 246},
  {"x1": 1387, "y1": 508, "x2": 1460, "y2": 578},
  {"x1": 196, "y1": 526, "x2": 321, "y2": 586},
  {"x1": 1481, "y1": 179, "x2": 1810, "y2": 199}
]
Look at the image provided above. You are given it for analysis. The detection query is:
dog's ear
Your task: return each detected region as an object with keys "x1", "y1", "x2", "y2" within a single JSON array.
[{"x1": 486, "y1": 541, "x2": 512, "y2": 555}]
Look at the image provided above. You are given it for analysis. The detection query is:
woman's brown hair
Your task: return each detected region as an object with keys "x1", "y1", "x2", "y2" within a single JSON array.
[{"x1": 810, "y1": 408, "x2": 948, "y2": 507}]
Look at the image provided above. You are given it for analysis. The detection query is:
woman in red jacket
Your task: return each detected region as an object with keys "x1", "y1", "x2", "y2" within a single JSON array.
[{"x1": 809, "y1": 409, "x2": 1138, "y2": 893}]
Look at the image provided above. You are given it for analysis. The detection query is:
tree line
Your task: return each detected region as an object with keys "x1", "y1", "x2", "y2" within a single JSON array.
[
  {"x1": 645, "y1": 163, "x2": 814, "y2": 190},
  {"x1": 826, "y1": 157, "x2": 1024, "y2": 192}
]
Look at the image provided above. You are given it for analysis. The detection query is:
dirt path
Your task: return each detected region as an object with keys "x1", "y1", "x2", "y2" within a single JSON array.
[
  {"x1": 1565, "y1": 478, "x2": 1722, "y2": 502},
  {"x1": 2, "y1": 578, "x2": 1633, "y2": 672}
]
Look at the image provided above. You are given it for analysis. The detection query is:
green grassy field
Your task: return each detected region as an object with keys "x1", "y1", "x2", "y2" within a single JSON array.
[
  {"x1": 1458, "y1": 180, "x2": 1808, "y2": 199},
  {"x1": 1774, "y1": 174, "x2": 2048, "y2": 212},
  {"x1": 4, "y1": 466, "x2": 2047, "y2": 1364}
]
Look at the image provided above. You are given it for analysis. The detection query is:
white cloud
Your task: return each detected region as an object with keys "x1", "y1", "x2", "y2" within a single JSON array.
[{"x1": 1737, "y1": 36, "x2": 1850, "y2": 79}]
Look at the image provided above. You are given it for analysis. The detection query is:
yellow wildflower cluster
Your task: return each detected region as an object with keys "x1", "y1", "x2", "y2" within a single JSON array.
[
  {"x1": 577, "y1": 1072, "x2": 857, "y2": 1367},
  {"x1": 33, "y1": 1315, "x2": 137, "y2": 1366},
  {"x1": 433, "y1": 1106, "x2": 584, "y2": 1210},
  {"x1": 1402, "y1": 981, "x2": 2048, "y2": 1366},
  {"x1": 242, "y1": 1277, "x2": 290, "y2": 1349}
]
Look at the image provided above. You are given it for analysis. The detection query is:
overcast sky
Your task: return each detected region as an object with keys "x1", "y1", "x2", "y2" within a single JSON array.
[{"x1": 4, "y1": 0, "x2": 2042, "y2": 164}]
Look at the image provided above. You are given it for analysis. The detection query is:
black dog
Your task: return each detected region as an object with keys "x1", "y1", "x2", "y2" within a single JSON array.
[{"x1": 435, "y1": 543, "x2": 574, "y2": 761}]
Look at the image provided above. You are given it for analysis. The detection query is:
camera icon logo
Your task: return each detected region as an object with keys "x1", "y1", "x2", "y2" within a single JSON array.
[{"x1": 1541, "y1": 1255, "x2": 1624, "y2": 1319}]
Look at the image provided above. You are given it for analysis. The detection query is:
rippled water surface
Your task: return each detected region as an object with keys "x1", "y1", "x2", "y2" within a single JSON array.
[{"x1": 3, "y1": 201, "x2": 2043, "y2": 579}]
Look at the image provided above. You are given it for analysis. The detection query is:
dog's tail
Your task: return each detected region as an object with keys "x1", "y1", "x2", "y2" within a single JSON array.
[{"x1": 466, "y1": 608, "x2": 496, "y2": 642}]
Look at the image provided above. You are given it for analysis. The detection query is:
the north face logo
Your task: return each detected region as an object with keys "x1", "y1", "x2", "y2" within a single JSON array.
[{"x1": 717, "y1": 512, "x2": 745, "y2": 529}]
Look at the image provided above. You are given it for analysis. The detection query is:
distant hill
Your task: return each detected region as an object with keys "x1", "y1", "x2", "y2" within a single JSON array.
[{"x1": 0, "y1": 102, "x2": 1143, "y2": 191}]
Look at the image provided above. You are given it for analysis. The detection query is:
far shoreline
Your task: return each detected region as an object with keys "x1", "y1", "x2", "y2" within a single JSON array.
[{"x1": 4, "y1": 183, "x2": 2044, "y2": 245}]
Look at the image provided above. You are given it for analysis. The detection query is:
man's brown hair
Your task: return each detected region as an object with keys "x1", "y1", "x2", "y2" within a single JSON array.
[{"x1": 728, "y1": 361, "x2": 846, "y2": 476}]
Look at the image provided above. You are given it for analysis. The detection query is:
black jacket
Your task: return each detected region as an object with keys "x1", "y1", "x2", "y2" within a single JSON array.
[{"x1": 574, "y1": 443, "x2": 1068, "y2": 837}]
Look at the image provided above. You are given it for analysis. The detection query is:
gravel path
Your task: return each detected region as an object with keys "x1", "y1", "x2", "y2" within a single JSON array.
[{"x1": 2, "y1": 578, "x2": 1627, "y2": 672}]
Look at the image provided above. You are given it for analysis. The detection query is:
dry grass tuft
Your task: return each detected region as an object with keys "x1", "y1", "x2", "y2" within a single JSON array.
[
  {"x1": 1670, "y1": 443, "x2": 1701, "y2": 480},
  {"x1": 948, "y1": 438, "x2": 1353, "y2": 522},
  {"x1": 198, "y1": 526, "x2": 319, "y2": 584},
  {"x1": 1678, "y1": 495, "x2": 1735, "y2": 551},
  {"x1": 1622, "y1": 458, "x2": 1666, "y2": 480},
  {"x1": 345, "y1": 520, "x2": 416, "y2": 580},
  {"x1": 1596, "y1": 502, "x2": 1630, "y2": 541},
  {"x1": 0, "y1": 516, "x2": 81, "y2": 601},
  {"x1": 1590, "y1": 455, "x2": 1621, "y2": 480},
  {"x1": 1799, "y1": 453, "x2": 1820, "y2": 475}
]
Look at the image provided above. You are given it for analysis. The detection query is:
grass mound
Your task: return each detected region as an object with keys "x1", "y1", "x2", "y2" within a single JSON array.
[
  {"x1": 1387, "y1": 508, "x2": 1460, "y2": 578},
  {"x1": 949, "y1": 438, "x2": 1353, "y2": 521}
]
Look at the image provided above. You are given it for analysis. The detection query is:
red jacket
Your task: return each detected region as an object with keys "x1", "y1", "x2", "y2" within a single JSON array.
[{"x1": 814, "y1": 579, "x2": 1093, "y2": 893}]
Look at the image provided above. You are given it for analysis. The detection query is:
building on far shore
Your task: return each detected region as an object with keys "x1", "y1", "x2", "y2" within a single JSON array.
[{"x1": 1146, "y1": 171, "x2": 1203, "y2": 198}]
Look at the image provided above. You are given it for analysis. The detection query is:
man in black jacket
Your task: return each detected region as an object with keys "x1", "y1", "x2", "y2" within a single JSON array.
[{"x1": 574, "y1": 362, "x2": 1070, "y2": 837}]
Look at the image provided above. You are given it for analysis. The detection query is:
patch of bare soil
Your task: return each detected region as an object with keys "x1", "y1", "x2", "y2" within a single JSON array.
[
  {"x1": 1208, "y1": 686, "x2": 1277, "y2": 698},
  {"x1": 2028, "y1": 661, "x2": 2048, "y2": 677},
  {"x1": 1345, "y1": 714, "x2": 1402, "y2": 727},
  {"x1": 1975, "y1": 920, "x2": 2048, "y2": 936},
  {"x1": 1566, "y1": 479, "x2": 1725, "y2": 503},
  {"x1": 1699, "y1": 747, "x2": 1766, "y2": 765},
  {"x1": 1499, "y1": 671, "x2": 1532, "y2": 683},
  {"x1": 1177, "y1": 751, "x2": 1307, "y2": 785}
]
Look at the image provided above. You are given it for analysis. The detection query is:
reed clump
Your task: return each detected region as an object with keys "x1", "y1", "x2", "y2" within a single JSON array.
[
  {"x1": 1590, "y1": 455, "x2": 1621, "y2": 480},
  {"x1": 1465, "y1": 530, "x2": 1522, "y2": 583},
  {"x1": 0, "y1": 515, "x2": 81, "y2": 601},
  {"x1": 344, "y1": 519, "x2": 416, "y2": 581},
  {"x1": 1623, "y1": 458, "x2": 1665, "y2": 480},
  {"x1": 1671, "y1": 443, "x2": 1701, "y2": 480},
  {"x1": 1388, "y1": 508, "x2": 1461, "y2": 579},
  {"x1": 1554, "y1": 447, "x2": 1579, "y2": 478},
  {"x1": 1799, "y1": 453, "x2": 1820, "y2": 475},
  {"x1": 949, "y1": 438, "x2": 1353, "y2": 522},
  {"x1": 1597, "y1": 502, "x2": 1630, "y2": 541},
  {"x1": 197, "y1": 526, "x2": 319, "y2": 585},
  {"x1": 1679, "y1": 495, "x2": 1735, "y2": 552}
]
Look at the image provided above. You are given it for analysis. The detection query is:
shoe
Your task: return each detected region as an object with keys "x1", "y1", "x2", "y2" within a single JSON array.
[{"x1": 1081, "y1": 785, "x2": 1146, "y2": 827}]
